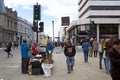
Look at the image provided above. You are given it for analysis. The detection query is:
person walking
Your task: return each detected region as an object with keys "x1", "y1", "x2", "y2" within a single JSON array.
[
  {"x1": 61, "y1": 41, "x2": 64, "y2": 49},
  {"x1": 108, "y1": 39, "x2": 120, "y2": 80},
  {"x1": 104, "y1": 35, "x2": 115, "y2": 74},
  {"x1": 20, "y1": 39, "x2": 30, "y2": 74},
  {"x1": 5, "y1": 41, "x2": 13, "y2": 58},
  {"x1": 64, "y1": 40, "x2": 76, "y2": 74},
  {"x1": 98, "y1": 38, "x2": 105, "y2": 69},
  {"x1": 93, "y1": 38, "x2": 98, "y2": 57},
  {"x1": 82, "y1": 39, "x2": 90, "y2": 63},
  {"x1": 88, "y1": 38, "x2": 94, "y2": 57}
]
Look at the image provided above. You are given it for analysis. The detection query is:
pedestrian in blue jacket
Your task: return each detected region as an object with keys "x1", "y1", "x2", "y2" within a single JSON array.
[
  {"x1": 82, "y1": 39, "x2": 90, "y2": 63},
  {"x1": 45, "y1": 40, "x2": 54, "y2": 63},
  {"x1": 46, "y1": 40, "x2": 54, "y2": 54},
  {"x1": 21, "y1": 39, "x2": 30, "y2": 74}
]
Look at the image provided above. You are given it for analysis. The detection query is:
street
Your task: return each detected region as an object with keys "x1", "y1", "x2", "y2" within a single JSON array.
[{"x1": 0, "y1": 47, "x2": 111, "y2": 80}]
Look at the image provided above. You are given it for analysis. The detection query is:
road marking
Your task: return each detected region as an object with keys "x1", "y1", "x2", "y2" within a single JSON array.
[{"x1": 0, "y1": 66, "x2": 20, "y2": 68}]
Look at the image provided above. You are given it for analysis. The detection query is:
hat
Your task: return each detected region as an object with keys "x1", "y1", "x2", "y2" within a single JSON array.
[{"x1": 113, "y1": 39, "x2": 120, "y2": 45}]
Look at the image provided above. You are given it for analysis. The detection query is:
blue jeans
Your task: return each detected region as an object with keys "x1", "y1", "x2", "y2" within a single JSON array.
[
  {"x1": 104, "y1": 56, "x2": 110, "y2": 74},
  {"x1": 99, "y1": 52, "x2": 103, "y2": 69},
  {"x1": 66, "y1": 56, "x2": 75, "y2": 72},
  {"x1": 83, "y1": 51, "x2": 88, "y2": 62}
]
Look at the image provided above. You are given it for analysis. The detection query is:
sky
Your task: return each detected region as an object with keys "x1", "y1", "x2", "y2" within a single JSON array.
[{"x1": 4, "y1": 0, "x2": 78, "y2": 37}]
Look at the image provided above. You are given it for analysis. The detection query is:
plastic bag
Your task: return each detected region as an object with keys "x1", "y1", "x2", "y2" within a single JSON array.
[
  {"x1": 41, "y1": 63, "x2": 53, "y2": 77},
  {"x1": 103, "y1": 50, "x2": 106, "y2": 58}
]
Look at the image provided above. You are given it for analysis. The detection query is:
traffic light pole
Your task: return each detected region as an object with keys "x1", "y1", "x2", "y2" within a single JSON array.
[
  {"x1": 52, "y1": 20, "x2": 54, "y2": 45},
  {"x1": 33, "y1": 3, "x2": 41, "y2": 43},
  {"x1": 36, "y1": 20, "x2": 39, "y2": 43}
]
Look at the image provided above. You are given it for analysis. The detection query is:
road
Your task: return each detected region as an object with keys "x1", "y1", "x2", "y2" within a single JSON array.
[{"x1": 0, "y1": 46, "x2": 111, "y2": 80}]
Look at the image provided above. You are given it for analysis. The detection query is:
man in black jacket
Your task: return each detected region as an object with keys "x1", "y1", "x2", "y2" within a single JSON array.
[
  {"x1": 64, "y1": 40, "x2": 76, "y2": 74},
  {"x1": 108, "y1": 39, "x2": 120, "y2": 80}
]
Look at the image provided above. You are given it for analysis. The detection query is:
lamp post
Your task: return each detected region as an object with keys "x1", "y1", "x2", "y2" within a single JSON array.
[
  {"x1": 72, "y1": 34, "x2": 75, "y2": 45},
  {"x1": 52, "y1": 20, "x2": 54, "y2": 44},
  {"x1": 25, "y1": 27, "x2": 26, "y2": 40}
]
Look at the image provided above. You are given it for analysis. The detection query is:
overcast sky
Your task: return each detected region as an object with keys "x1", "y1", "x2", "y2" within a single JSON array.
[{"x1": 4, "y1": 0, "x2": 78, "y2": 37}]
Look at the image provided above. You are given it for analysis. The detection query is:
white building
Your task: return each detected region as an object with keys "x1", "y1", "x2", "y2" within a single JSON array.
[
  {"x1": 18, "y1": 17, "x2": 35, "y2": 45},
  {"x1": 67, "y1": 0, "x2": 120, "y2": 42},
  {"x1": 60, "y1": 27, "x2": 65, "y2": 41}
]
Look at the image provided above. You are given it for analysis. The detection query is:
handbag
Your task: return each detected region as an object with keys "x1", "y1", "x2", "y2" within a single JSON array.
[
  {"x1": 4, "y1": 48, "x2": 8, "y2": 52},
  {"x1": 98, "y1": 44, "x2": 102, "y2": 53}
]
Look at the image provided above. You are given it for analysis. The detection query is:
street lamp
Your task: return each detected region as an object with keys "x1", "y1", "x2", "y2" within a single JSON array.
[
  {"x1": 25, "y1": 27, "x2": 26, "y2": 39},
  {"x1": 52, "y1": 20, "x2": 54, "y2": 44},
  {"x1": 72, "y1": 34, "x2": 75, "y2": 45}
]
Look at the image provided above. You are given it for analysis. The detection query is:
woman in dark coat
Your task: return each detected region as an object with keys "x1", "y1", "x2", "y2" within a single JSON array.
[
  {"x1": 6, "y1": 42, "x2": 13, "y2": 58},
  {"x1": 108, "y1": 39, "x2": 120, "y2": 80}
]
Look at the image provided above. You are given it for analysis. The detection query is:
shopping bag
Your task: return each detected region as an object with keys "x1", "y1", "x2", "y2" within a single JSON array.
[
  {"x1": 103, "y1": 50, "x2": 106, "y2": 58},
  {"x1": 41, "y1": 63, "x2": 53, "y2": 77}
]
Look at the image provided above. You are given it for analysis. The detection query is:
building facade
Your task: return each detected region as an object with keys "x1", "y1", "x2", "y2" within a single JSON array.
[
  {"x1": 0, "y1": 0, "x2": 35, "y2": 47},
  {"x1": 0, "y1": 6, "x2": 18, "y2": 46},
  {"x1": 67, "y1": 0, "x2": 120, "y2": 43},
  {"x1": 18, "y1": 17, "x2": 35, "y2": 45}
]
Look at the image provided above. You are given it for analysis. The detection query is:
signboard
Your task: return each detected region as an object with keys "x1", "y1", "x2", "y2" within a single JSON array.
[{"x1": 61, "y1": 17, "x2": 70, "y2": 26}]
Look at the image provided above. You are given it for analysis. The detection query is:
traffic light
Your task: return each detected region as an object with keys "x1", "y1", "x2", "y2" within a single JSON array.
[
  {"x1": 39, "y1": 22, "x2": 44, "y2": 32},
  {"x1": 39, "y1": 22, "x2": 44, "y2": 27},
  {"x1": 91, "y1": 21, "x2": 95, "y2": 26},
  {"x1": 89, "y1": 20, "x2": 96, "y2": 37},
  {"x1": 90, "y1": 21, "x2": 95, "y2": 28},
  {"x1": 33, "y1": 5, "x2": 41, "y2": 20},
  {"x1": 32, "y1": 21, "x2": 38, "y2": 32}
]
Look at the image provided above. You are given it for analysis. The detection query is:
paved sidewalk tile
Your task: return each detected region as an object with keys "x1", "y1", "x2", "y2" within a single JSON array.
[{"x1": 14, "y1": 51, "x2": 111, "y2": 80}]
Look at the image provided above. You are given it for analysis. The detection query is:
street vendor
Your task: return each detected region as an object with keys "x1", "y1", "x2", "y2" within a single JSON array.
[
  {"x1": 45, "y1": 39, "x2": 54, "y2": 64},
  {"x1": 39, "y1": 35, "x2": 48, "y2": 59}
]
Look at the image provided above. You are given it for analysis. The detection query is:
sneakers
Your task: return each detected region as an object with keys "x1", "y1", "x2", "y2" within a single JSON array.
[
  {"x1": 11, "y1": 54, "x2": 13, "y2": 57},
  {"x1": 99, "y1": 67, "x2": 102, "y2": 69},
  {"x1": 67, "y1": 66, "x2": 74, "y2": 74},
  {"x1": 71, "y1": 66, "x2": 73, "y2": 71},
  {"x1": 43, "y1": 75, "x2": 50, "y2": 77},
  {"x1": 67, "y1": 71, "x2": 70, "y2": 74}
]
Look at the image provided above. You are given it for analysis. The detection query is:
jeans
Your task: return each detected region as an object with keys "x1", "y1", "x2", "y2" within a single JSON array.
[
  {"x1": 21, "y1": 58, "x2": 29, "y2": 74},
  {"x1": 40, "y1": 52, "x2": 46, "y2": 59},
  {"x1": 99, "y1": 52, "x2": 103, "y2": 69},
  {"x1": 104, "y1": 56, "x2": 110, "y2": 74},
  {"x1": 7, "y1": 51, "x2": 13, "y2": 58},
  {"x1": 83, "y1": 51, "x2": 88, "y2": 62},
  {"x1": 66, "y1": 56, "x2": 75, "y2": 72},
  {"x1": 89, "y1": 46, "x2": 93, "y2": 57}
]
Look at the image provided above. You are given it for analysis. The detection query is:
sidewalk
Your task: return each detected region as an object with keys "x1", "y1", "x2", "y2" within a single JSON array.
[{"x1": 9, "y1": 47, "x2": 111, "y2": 80}]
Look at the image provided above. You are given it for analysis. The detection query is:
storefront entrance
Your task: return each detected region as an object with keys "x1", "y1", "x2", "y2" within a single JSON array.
[{"x1": 99, "y1": 24, "x2": 118, "y2": 38}]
